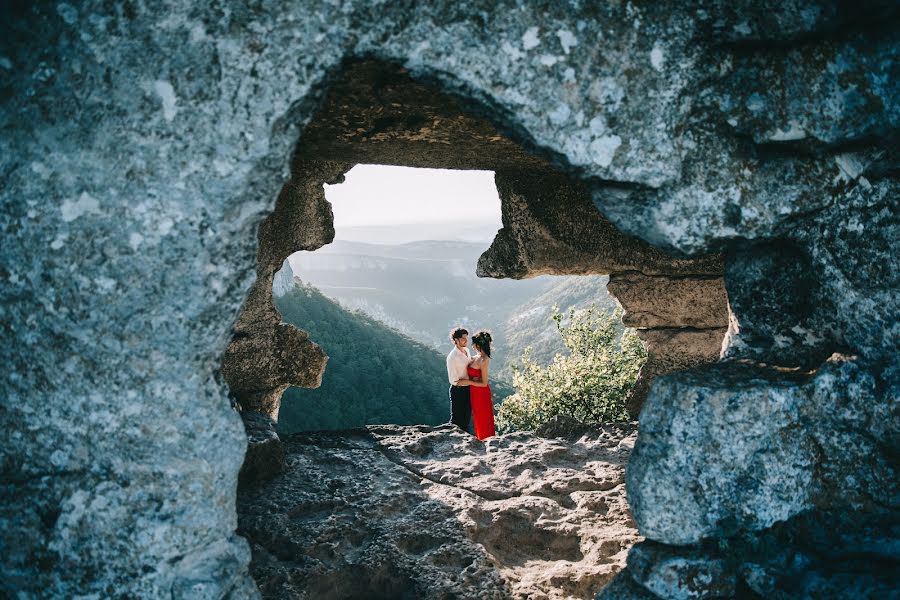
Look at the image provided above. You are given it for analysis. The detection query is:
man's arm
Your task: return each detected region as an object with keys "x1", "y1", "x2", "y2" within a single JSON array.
[{"x1": 469, "y1": 359, "x2": 489, "y2": 387}]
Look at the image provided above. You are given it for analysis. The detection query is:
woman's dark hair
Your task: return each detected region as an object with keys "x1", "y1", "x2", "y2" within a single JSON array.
[
  {"x1": 450, "y1": 326, "x2": 468, "y2": 341},
  {"x1": 472, "y1": 330, "x2": 492, "y2": 357}
]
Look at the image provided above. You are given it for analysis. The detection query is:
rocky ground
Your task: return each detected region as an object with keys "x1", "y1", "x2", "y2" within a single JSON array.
[{"x1": 237, "y1": 422, "x2": 640, "y2": 599}]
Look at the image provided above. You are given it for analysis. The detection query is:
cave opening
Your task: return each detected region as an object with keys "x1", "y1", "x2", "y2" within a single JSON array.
[
  {"x1": 227, "y1": 58, "x2": 730, "y2": 598},
  {"x1": 222, "y1": 58, "x2": 729, "y2": 429},
  {"x1": 5, "y1": 4, "x2": 894, "y2": 598},
  {"x1": 273, "y1": 162, "x2": 620, "y2": 434}
]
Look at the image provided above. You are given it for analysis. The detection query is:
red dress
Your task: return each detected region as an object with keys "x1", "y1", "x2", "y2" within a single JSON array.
[{"x1": 468, "y1": 365, "x2": 496, "y2": 440}]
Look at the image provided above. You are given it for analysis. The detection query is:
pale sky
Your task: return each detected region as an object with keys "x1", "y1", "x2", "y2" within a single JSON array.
[{"x1": 325, "y1": 165, "x2": 501, "y2": 228}]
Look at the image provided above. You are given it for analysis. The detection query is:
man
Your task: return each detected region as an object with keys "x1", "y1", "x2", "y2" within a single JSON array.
[{"x1": 446, "y1": 326, "x2": 472, "y2": 433}]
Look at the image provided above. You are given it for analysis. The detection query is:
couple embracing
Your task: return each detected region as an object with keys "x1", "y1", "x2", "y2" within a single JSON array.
[{"x1": 446, "y1": 327, "x2": 496, "y2": 440}]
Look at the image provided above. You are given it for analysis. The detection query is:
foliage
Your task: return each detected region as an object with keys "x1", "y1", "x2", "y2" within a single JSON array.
[
  {"x1": 498, "y1": 274, "x2": 616, "y2": 379},
  {"x1": 495, "y1": 306, "x2": 647, "y2": 432}
]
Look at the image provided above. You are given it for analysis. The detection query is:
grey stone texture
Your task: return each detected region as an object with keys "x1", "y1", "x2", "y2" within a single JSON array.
[
  {"x1": 625, "y1": 541, "x2": 736, "y2": 600},
  {"x1": 1, "y1": 0, "x2": 896, "y2": 598},
  {"x1": 629, "y1": 357, "x2": 897, "y2": 545},
  {"x1": 600, "y1": 509, "x2": 900, "y2": 600},
  {"x1": 239, "y1": 424, "x2": 640, "y2": 599}
]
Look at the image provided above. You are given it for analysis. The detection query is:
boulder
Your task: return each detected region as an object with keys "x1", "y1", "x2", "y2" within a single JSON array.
[
  {"x1": 627, "y1": 357, "x2": 897, "y2": 545},
  {"x1": 626, "y1": 541, "x2": 736, "y2": 600}
]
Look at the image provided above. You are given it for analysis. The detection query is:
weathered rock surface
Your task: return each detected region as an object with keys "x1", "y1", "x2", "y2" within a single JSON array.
[
  {"x1": 474, "y1": 168, "x2": 727, "y2": 416},
  {"x1": 625, "y1": 328, "x2": 727, "y2": 419},
  {"x1": 628, "y1": 356, "x2": 897, "y2": 545},
  {"x1": 634, "y1": 329, "x2": 727, "y2": 377},
  {"x1": 624, "y1": 542, "x2": 736, "y2": 600},
  {"x1": 238, "y1": 424, "x2": 641, "y2": 599},
  {"x1": 594, "y1": 572, "x2": 657, "y2": 600},
  {"x1": 221, "y1": 272, "x2": 327, "y2": 418},
  {"x1": 599, "y1": 509, "x2": 900, "y2": 600},
  {"x1": 606, "y1": 274, "x2": 728, "y2": 331},
  {"x1": 721, "y1": 240, "x2": 841, "y2": 369}
]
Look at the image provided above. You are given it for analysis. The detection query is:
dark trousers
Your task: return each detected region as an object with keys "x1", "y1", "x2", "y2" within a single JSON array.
[{"x1": 449, "y1": 385, "x2": 471, "y2": 433}]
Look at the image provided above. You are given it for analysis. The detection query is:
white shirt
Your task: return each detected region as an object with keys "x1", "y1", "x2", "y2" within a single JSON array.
[{"x1": 446, "y1": 346, "x2": 471, "y2": 385}]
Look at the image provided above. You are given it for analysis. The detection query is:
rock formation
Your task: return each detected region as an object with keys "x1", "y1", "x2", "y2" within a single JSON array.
[
  {"x1": 1, "y1": 1, "x2": 896, "y2": 598},
  {"x1": 230, "y1": 58, "x2": 729, "y2": 426},
  {"x1": 238, "y1": 424, "x2": 640, "y2": 599}
]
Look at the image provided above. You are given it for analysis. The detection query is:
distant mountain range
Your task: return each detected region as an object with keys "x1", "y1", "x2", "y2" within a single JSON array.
[
  {"x1": 335, "y1": 222, "x2": 502, "y2": 245},
  {"x1": 284, "y1": 240, "x2": 616, "y2": 378}
]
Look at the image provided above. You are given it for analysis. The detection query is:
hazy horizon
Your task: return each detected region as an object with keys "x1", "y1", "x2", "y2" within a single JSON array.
[
  {"x1": 325, "y1": 164, "x2": 503, "y2": 244},
  {"x1": 332, "y1": 222, "x2": 502, "y2": 245}
]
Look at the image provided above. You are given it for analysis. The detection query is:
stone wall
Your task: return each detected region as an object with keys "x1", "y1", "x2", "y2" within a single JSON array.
[{"x1": 1, "y1": 1, "x2": 896, "y2": 598}]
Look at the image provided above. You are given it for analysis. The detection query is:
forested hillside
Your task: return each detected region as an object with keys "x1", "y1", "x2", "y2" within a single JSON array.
[
  {"x1": 288, "y1": 240, "x2": 549, "y2": 347},
  {"x1": 274, "y1": 281, "x2": 512, "y2": 434}
]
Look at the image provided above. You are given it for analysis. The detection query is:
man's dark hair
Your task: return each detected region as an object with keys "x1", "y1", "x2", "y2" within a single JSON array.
[{"x1": 450, "y1": 326, "x2": 468, "y2": 341}]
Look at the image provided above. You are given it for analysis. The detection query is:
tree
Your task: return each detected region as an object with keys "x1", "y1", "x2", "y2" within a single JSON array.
[{"x1": 496, "y1": 306, "x2": 646, "y2": 432}]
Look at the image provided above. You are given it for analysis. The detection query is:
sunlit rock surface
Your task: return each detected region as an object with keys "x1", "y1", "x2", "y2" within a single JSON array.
[{"x1": 238, "y1": 424, "x2": 640, "y2": 600}]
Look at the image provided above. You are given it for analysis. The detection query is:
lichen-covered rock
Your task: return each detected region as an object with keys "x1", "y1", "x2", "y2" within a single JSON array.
[
  {"x1": 595, "y1": 571, "x2": 658, "y2": 600},
  {"x1": 627, "y1": 357, "x2": 897, "y2": 545},
  {"x1": 609, "y1": 508, "x2": 900, "y2": 600},
  {"x1": 804, "y1": 178, "x2": 900, "y2": 360},
  {"x1": 239, "y1": 425, "x2": 641, "y2": 599},
  {"x1": 721, "y1": 240, "x2": 840, "y2": 369}
]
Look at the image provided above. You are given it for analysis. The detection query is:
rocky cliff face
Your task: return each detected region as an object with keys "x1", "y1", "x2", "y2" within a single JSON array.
[
  {"x1": 238, "y1": 424, "x2": 640, "y2": 600},
  {"x1": 1, "y1": 1, "x2": 896, "y2": 598}
]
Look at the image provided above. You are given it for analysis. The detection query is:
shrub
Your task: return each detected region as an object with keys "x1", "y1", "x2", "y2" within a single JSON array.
[{"x1": 496, "y1": 306, "x2": 646, "y2": 432}]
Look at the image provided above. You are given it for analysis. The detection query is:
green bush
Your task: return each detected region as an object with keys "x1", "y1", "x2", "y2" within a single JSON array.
[{"x1": 496, "y1": 306, "x2": 646, "y2": 432}]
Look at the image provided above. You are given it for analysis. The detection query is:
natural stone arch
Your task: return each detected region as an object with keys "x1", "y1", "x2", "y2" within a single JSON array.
[{"x1": 222, "y1": 59, "x2": 730, "y2": 435}]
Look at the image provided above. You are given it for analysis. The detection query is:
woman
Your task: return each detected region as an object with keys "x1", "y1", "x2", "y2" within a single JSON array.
[{"x1": 456, "y1": 330, "x2": 496, "y2": 440}]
